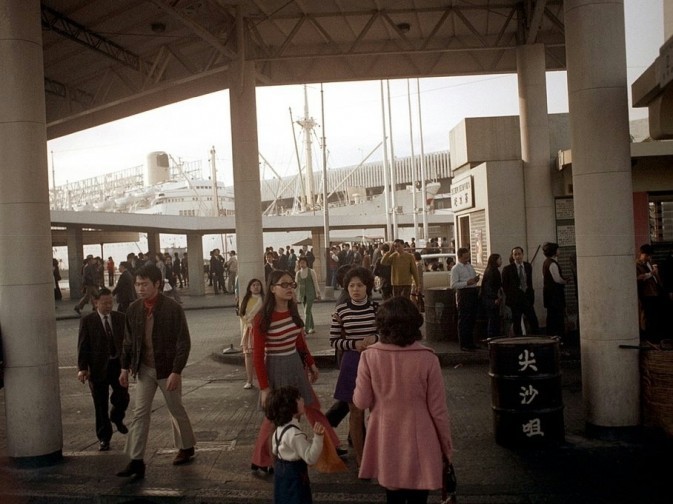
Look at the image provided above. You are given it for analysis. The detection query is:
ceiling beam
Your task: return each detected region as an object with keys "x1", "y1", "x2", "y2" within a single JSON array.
[
  {"x1": 526, "y1": 0, "x2": 548, "y2": 44},
  {"x1": 41, "y1": 4, "x2": 142, "y2": 72},
  {"x1": 147, "y1": 0, "x2": 237, "y2": 60}
]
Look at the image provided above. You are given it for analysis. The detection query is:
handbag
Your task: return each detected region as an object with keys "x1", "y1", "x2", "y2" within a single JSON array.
[
  {"x1": 441, "y1": 456, "x2": 457, "y2": 504},
  {"x1": 313, "y1": 428, "x2": 348, "y2": 473}
]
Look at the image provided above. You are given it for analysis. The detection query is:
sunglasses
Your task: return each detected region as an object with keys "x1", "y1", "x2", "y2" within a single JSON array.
[{"x1": 274, "y1": 282, "x2": 297, "y2": 289}]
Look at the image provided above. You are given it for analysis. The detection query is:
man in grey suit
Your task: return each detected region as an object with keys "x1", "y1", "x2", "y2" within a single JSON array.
[{"x1": 77, "y1": 288, "x2": 129, "y2": 451}]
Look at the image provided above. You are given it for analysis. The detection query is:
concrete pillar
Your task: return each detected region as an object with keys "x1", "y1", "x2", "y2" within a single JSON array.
[
  {"x1": 564, "y1": 0, "x2": 640, "y2": 433},
  {"x1": 516, "y1": 44, "x2": 556, "y2": 323},
  {"x1": 67, "y1": 226, "x2": 84, "y2": 299},
  {"x1": 230, "y1": 19, "x2": 264, "y2": 292},
  {"x1": 146, "y1": 232, "x2": 161, "y2": 259},
  {"x1": 186, "y1": 233, "x2": 205, "y2": 295},
  {"x1": 0, "y1": 0, "x2": 63, "y2": 463}
]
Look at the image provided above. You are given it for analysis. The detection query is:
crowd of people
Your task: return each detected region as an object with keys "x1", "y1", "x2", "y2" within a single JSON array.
[
  {"x1": 76, "y1": 262, "x2": 196, "y2": 481},
  {"x1": 245, "y1": 251, "x2": 453, "y2": 504},
  {"x1": 450, "y1": 244, "x2": 567, "y2": 351},
  {"x1": 69, "y1": 251, "x2": 189, "y2": 315},
  {"x1": 69, "y1": 236, "x2": 673, "y2": 503},
  {"x1": 73, "y1": 241, "x2": 454, "y2": 504}
]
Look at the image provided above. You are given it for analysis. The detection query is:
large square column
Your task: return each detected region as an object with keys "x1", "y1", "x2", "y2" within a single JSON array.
[
  {"x1": 186, "y1": 233, "x2": 205, "y2": 295},
  {"x1": 230, "y1": 10, "x2": 265, "y2": 291},
  {"x1": 0, "y1": 0, "x2": 63, "y2": 463},
  {"x1": 66, "y1": 226, "x2": 84, "y2": 298},
  {"x1": 564, "y1": 0, "x2": 640, "y2": 433},
  {"x1": 516, "y1": 44, "x2": 556, "y2": 319}
]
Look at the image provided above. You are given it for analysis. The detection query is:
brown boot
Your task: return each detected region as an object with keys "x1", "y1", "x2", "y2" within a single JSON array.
[{"x1": 173, "y1": 447, "x2": 195, "y2": 465}]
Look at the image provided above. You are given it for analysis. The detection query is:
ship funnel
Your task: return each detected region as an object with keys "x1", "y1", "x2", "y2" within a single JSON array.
[{"x1": 145, "y1": 151, "x2": 170, "y2": 186}]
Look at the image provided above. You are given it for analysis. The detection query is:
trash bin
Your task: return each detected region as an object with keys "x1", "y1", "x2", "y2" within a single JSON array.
[
  {"x1": 641, "y1": 348, "x2": 673, "y2": 438},
  {"x1": 423, "y1": 287, "x2": 457, "y2": 342},
  {"x1": 489, "y1": 336, "x2": 564, "y2": 447}
]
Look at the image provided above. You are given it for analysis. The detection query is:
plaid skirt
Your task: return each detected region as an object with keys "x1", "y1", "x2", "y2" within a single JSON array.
[{"x1": 267, "y1": 352, "x2": 315, "y2": 407}]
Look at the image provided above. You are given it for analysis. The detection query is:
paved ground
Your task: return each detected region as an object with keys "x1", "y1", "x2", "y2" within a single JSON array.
[{"x1": 0, "y1": 291, "x2": 670, "y2": 503}]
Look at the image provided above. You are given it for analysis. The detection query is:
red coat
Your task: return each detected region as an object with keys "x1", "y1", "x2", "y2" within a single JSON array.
[{"x1": 354, "y1": 342, "x2": 453, "y2": 490}]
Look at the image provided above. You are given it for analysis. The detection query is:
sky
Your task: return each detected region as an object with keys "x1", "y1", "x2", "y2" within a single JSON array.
[{"x1": 46, "y1": 0, "x2": 664, "y2": 189}]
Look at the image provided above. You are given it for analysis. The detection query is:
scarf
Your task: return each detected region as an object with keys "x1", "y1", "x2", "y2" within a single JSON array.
[{"x1": 143, "y1": 293, "x2": 159, "y2": 315}]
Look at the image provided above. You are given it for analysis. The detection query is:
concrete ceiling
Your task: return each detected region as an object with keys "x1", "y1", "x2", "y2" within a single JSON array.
[{"x1": 42, "y1": 0, "x2": 566, "y2": 139}]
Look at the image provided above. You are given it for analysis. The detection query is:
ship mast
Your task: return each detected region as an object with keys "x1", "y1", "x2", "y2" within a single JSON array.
[
  {"x1": 296, "y1": 84, "x2": 317, "y2": 211},
  {"x1": 209, "y1": 146, "x2": 220, "y2": 217}
]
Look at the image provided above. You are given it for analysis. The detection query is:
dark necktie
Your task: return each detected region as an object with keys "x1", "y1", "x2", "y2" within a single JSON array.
[
  {"x1": 104, "y1": 315, "x2": 116, "y2": 358},
  {"x1": 518, "y1": 264, "x2": 526, "y2": 291}
]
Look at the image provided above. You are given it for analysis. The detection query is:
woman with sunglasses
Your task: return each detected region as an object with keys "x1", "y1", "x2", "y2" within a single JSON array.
[{"x1": 250, "y1": 270, "x2": 341, "y2": 473}]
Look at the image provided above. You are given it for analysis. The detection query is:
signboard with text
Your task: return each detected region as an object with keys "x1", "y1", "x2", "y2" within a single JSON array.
[{"x1": 450, "y1": 175, "x2": 474, "y2": 211}]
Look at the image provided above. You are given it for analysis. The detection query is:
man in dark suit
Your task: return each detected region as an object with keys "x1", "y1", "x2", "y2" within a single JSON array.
[
  {"x1": 77, "y1": 288, "x2": 129, "y2": 451},
  {"x1": 502, "y1": 246, "x2": 540, "y2": 336},
  {"x1": 112, "y1": 261, "x2": 136, "y2": 313},
  {"x1": 264, "y1": 251, "x2": 275, "y2": 284}
]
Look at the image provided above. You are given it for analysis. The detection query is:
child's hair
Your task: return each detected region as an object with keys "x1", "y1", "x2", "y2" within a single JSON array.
[{"x1": 264, "y1": 386, "x2": 301, "y2": 427}]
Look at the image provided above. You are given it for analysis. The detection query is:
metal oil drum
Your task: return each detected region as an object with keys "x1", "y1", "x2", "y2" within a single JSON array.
[{"x1": 489, "y1": 336, "x2": 564, "y2": 447}]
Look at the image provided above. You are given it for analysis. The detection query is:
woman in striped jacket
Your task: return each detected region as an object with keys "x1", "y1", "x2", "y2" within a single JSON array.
[{"x1": 330, "y1": 266, "x2": 379, "y2": 467}]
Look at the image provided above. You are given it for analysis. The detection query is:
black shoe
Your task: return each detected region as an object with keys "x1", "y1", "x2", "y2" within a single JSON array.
[
  {"x1": 116, "y1": 459, "x2": 145, "y2": 478},
  {"x1": 98, "y1": 441, "x2": 110, "y2": 451},
  {"x1": 251, "y1": 463, "x2": 273, "y2": 474},
  {"x1": 336, "y1": 447, "x2": 348, "y2": 458},
  {"x1": 114, "y1": 420, "x2": 128, "y2": 435},
  {"x1": 173, "y1": 447, "x2": 195, "y2": 465}
]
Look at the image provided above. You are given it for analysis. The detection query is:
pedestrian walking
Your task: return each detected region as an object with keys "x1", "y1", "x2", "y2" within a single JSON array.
[
  {"x1": 266, "y1": 386, "x2": 325, "y2": 504},
  {"x1": 329, "y1": 266, "x2": 378, "y2": 467},
  {"x1": 239, "y1": 278, "x2": 264, "y2": 389},
  {"x1": 354, "y1": 297, "x2": 453, "y2": 503},
  {"x1": 250, "y1": 269, "x2": 341, "y2": 473},
  {"x1": 295, "y1": 257, "x2": 321, "y2": 334},
  {"x1": 77, "y1": 288, "x2": 129, "y2": 452},
  {"x1": 116, "y1": 263, "x2": 196, "y2": 479}
]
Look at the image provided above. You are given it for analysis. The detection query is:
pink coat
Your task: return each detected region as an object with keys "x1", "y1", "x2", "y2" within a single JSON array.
[{"x1": 353, "y1": 341, "x2": 453, "y2": 490}]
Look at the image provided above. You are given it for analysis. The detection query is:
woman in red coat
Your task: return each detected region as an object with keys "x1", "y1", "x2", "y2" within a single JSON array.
[{"x1": 354, "y1": 297, "x2": 453, "y2": 503}]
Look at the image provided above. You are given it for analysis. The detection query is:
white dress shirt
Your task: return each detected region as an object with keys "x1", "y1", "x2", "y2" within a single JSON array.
[{"x1": 450, "y1": 262, "x2": 478, "y2": 290}]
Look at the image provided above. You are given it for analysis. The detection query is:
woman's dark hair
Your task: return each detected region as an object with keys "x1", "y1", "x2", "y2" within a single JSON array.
[
  {"x1": 239, "y1": 278, "x2": 264, "y2": 316},
  {"x1": 542, "y1": 242, "x2": 559, "y2": 258},
  {"x1": 264, "y1": 386, "x2": 301, "y2": 427},
  {"x1": 298, "y1": 256, "x2": 308, "y2": 267},
  {"x1": 344, "y1": 266, "x2": 375, "y2": 297},
  {"x1": 335, "y1": 264, "x2": 353, "y2": 289},
  {"x1": 485, "y1": 253, "x2": 501, "y2": 270},
  {"x1": 376, "y1": 296, "x2": 423, "y2": 346},
  {"x1": 260, "y1": 270, "x2": 304, "y2": 333},
  {"x1": 414, "y1": 251, "x2": 422, "y2": 261}
]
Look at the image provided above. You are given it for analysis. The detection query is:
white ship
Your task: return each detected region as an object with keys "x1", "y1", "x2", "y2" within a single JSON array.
[{"x1": 132, "y1": 178, "x2": 235, "y2": 217}]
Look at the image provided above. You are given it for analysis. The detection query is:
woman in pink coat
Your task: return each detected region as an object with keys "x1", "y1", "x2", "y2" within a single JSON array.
[{"x1": 354, "y1": 296, "x2": 453, "y2": 503}]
